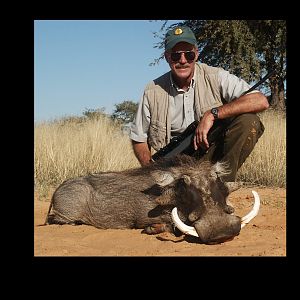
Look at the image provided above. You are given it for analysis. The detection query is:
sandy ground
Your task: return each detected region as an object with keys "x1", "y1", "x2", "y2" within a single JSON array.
[{"x1": 34, "y1": 187, "x2": 286, "y2": 257}]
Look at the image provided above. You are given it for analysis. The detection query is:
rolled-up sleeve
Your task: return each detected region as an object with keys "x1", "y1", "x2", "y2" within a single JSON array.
[
  {"x1": 130, "y1": 93, "x2": 151, "y2": 143},
  {"x1": 218, "y1": 70, "x2": 258, "y2": 102}
]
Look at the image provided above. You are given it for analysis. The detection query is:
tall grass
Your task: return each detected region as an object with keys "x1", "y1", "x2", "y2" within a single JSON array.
[
  {"x1": 236, "y1": 109, "x2": 286, "y2": 187},
  {"x1": 34, "y1": 115, "x2": 139, "y2": 196},
  {"x1": 34, "y1": 109, "x2": 286, "y2": 197}
]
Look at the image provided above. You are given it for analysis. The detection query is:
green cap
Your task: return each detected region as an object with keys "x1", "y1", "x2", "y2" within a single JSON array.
[{"x1": 164, "y1": 26, "x2": 197, "y2": 51}]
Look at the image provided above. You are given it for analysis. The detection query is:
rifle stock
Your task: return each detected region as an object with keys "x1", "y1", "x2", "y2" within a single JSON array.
[{"x1": 151, "y1": 119, "x2": 227, "y2": 161}]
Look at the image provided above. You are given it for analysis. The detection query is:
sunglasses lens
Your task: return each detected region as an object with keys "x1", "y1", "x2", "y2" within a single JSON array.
[
  {"x1": 170, "y1": 52, "x2": 181, "y2": 62},
  {"x1": 185, "y1": 51, "x2": 195, "y2": 61},
  {"x1": 170, "y1": 51, "x2": 195, "y2": 62}
]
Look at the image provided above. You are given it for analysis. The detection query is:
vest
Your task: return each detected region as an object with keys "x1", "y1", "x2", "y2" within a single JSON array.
[{"x1": 144, "y1": 63, "x2": 224, "y2": 151}]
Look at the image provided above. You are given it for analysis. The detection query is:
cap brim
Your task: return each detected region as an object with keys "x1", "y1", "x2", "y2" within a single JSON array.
[{"x1": 165, "y1": 38, "x2": 197, "y2": 51}]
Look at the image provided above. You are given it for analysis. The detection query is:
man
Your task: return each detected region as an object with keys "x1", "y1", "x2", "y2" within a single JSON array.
[{"x1": 130, "y1": 25, "x2": 269, "y2": 181}]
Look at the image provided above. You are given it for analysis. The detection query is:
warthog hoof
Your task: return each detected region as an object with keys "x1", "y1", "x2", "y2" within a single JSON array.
[{"x1": 142, "y1": 223, "x2": 173, "y2": 235}]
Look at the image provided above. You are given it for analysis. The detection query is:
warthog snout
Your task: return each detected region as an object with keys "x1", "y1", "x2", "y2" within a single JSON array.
[{"x1": 193, "y1": 213, "x2": 241, "y2": 244}]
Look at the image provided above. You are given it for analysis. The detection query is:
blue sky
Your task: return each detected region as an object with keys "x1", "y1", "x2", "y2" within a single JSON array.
[{"x1": 34, "y1": 20, "x2": 183, "y2": 122}]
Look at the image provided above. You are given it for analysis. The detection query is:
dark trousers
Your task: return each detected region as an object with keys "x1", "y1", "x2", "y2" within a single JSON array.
[{"x1": 197, "y1": 113, "x2": 265, "y2": 182}]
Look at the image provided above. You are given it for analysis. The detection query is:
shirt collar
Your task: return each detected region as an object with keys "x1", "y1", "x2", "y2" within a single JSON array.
[{"x1": 169, "y1": 72, "x2": 195, "y2": 92}]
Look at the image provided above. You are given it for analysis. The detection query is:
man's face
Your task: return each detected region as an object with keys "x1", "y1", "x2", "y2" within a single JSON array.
[{"x1": 165, "y1": 42, "x2": 199, "y2": 82}]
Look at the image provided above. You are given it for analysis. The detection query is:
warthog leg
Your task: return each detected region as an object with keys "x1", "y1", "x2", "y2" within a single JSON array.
[{"x1": 142, "y1": 223, "x2": 174, "y2": 235}]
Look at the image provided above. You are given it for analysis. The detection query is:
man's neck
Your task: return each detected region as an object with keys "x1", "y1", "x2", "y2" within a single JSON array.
[
  {"x1": 171, "y1": 73, "x2": 195, "y2": 92},
  {"x1": 173, "y1": 79, "x2": 190, "y2": 91}
]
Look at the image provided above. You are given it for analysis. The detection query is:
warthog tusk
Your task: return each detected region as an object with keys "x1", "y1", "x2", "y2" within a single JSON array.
[
  {"x1": 171, "y1": 190, "x2": 260, "y2": 236},
  {"x1": 240, "y1": 190, "x2": 260, "y2": 228},
  {"x1": 171, "y1": 207, "x2": 198, "y2": 237}
]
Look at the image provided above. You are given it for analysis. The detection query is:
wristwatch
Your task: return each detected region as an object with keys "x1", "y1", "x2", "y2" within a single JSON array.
[{"x1": 211, "y1": 107, "x2": 219, "y2": 120}]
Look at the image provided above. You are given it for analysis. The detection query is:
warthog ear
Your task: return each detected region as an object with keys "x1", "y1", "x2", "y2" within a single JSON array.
[
  {"x1": 151, "y1": 170, "x2": 175, "y2": 187},
  {"x1": 224, "y1": 182, "x2": 243, "y2": 194}
]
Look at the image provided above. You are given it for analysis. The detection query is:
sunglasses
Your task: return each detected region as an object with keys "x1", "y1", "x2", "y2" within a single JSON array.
[{"x1": 170, "y1": 51, "x2": 196, "y2": 62}]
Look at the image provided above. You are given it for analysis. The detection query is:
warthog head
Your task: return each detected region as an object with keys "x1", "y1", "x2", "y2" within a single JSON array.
[{"x1": 151, "y1": 157, "x2": 259, "y2": 244}]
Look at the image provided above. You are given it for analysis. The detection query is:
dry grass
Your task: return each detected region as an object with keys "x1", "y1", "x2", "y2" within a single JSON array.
[
  {"x1": 34, "y1": 109, "x2": 286, "y2": 196},
  {"x1": 34, "y1": 115, "x2": 139, "y2": 196},
  {"x1": 236, "y1": 109, "x2": 286, "y2": 187}
]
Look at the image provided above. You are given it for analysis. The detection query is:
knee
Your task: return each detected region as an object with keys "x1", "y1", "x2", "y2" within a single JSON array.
[{"x1": 232, "y1": 113, "x2": 264, "y2": 137}]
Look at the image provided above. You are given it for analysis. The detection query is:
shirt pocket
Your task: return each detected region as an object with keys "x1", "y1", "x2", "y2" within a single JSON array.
[{"x1": 149, "y1": 120, "x2": 167, "y2": 150}]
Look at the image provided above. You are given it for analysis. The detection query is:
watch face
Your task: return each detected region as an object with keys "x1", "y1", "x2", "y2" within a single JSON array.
[{"x1": 211, "y1": 108, "x2": 218, "y2": 118}]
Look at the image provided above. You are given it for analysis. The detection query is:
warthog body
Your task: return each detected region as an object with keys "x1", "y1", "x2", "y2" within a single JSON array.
[{"x1": 46, "y1": 155, "x2": 242, "y2": 244}]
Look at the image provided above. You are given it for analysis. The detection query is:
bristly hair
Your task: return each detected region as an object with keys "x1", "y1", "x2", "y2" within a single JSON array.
[
  {"x1": 211, "y1": 161, "x2": 231, "y2": 177},
  {"x1": 130, "y1": 155, "x2": 232, "y2": 179},
  {"x1": 151, "y1": 154, "x2": 199, "y2": 170}
]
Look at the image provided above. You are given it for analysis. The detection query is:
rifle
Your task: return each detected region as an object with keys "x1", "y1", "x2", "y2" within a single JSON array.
[{"x1": 151, "y1": 70, "x2": 274, "y2": 162}]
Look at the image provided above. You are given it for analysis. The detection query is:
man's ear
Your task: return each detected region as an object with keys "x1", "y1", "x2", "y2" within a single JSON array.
[
  {"x1": 164, "y1": 51, "x2": 170, "y2": 63},
  {"x1": 194, "y1": 48, "x2": 199, "y2": 61}
]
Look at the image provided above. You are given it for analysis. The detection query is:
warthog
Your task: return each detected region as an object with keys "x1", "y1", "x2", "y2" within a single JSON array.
[{"x1": 45, "y1": 155, "x2": 259, "y2": 244}]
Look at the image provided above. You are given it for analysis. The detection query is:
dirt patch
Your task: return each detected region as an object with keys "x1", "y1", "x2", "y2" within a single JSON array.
[{"x1": 34, "y1": 187, "x2": 286, "y2": 256}]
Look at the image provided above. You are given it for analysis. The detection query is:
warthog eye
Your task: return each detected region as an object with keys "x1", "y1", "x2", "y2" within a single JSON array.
[{"x1": 188, "y1": 209, "x2": 202, "y2": 222}]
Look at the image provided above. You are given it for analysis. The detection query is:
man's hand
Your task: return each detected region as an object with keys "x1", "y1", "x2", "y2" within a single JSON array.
[{"x1": 193, "y1": 110, "x2": 215, "y2": 150}]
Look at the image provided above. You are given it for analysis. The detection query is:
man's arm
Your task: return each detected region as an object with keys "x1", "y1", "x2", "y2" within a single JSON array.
[
  {"x1": 193, "y1": 69, "x2": 270, "y2": 150},
  {"x1": 131, "y1": 140, "x2": 152, "y2": 167},
  {"x1": 129, "y1": 92, "x2": 152, "y2": 166},
  {"x1": 194, "y1": 91, "x2": 269, "y2": 150},
  {"x1": 216, "y1": 91, "x2": 269, "y2": 119}
]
